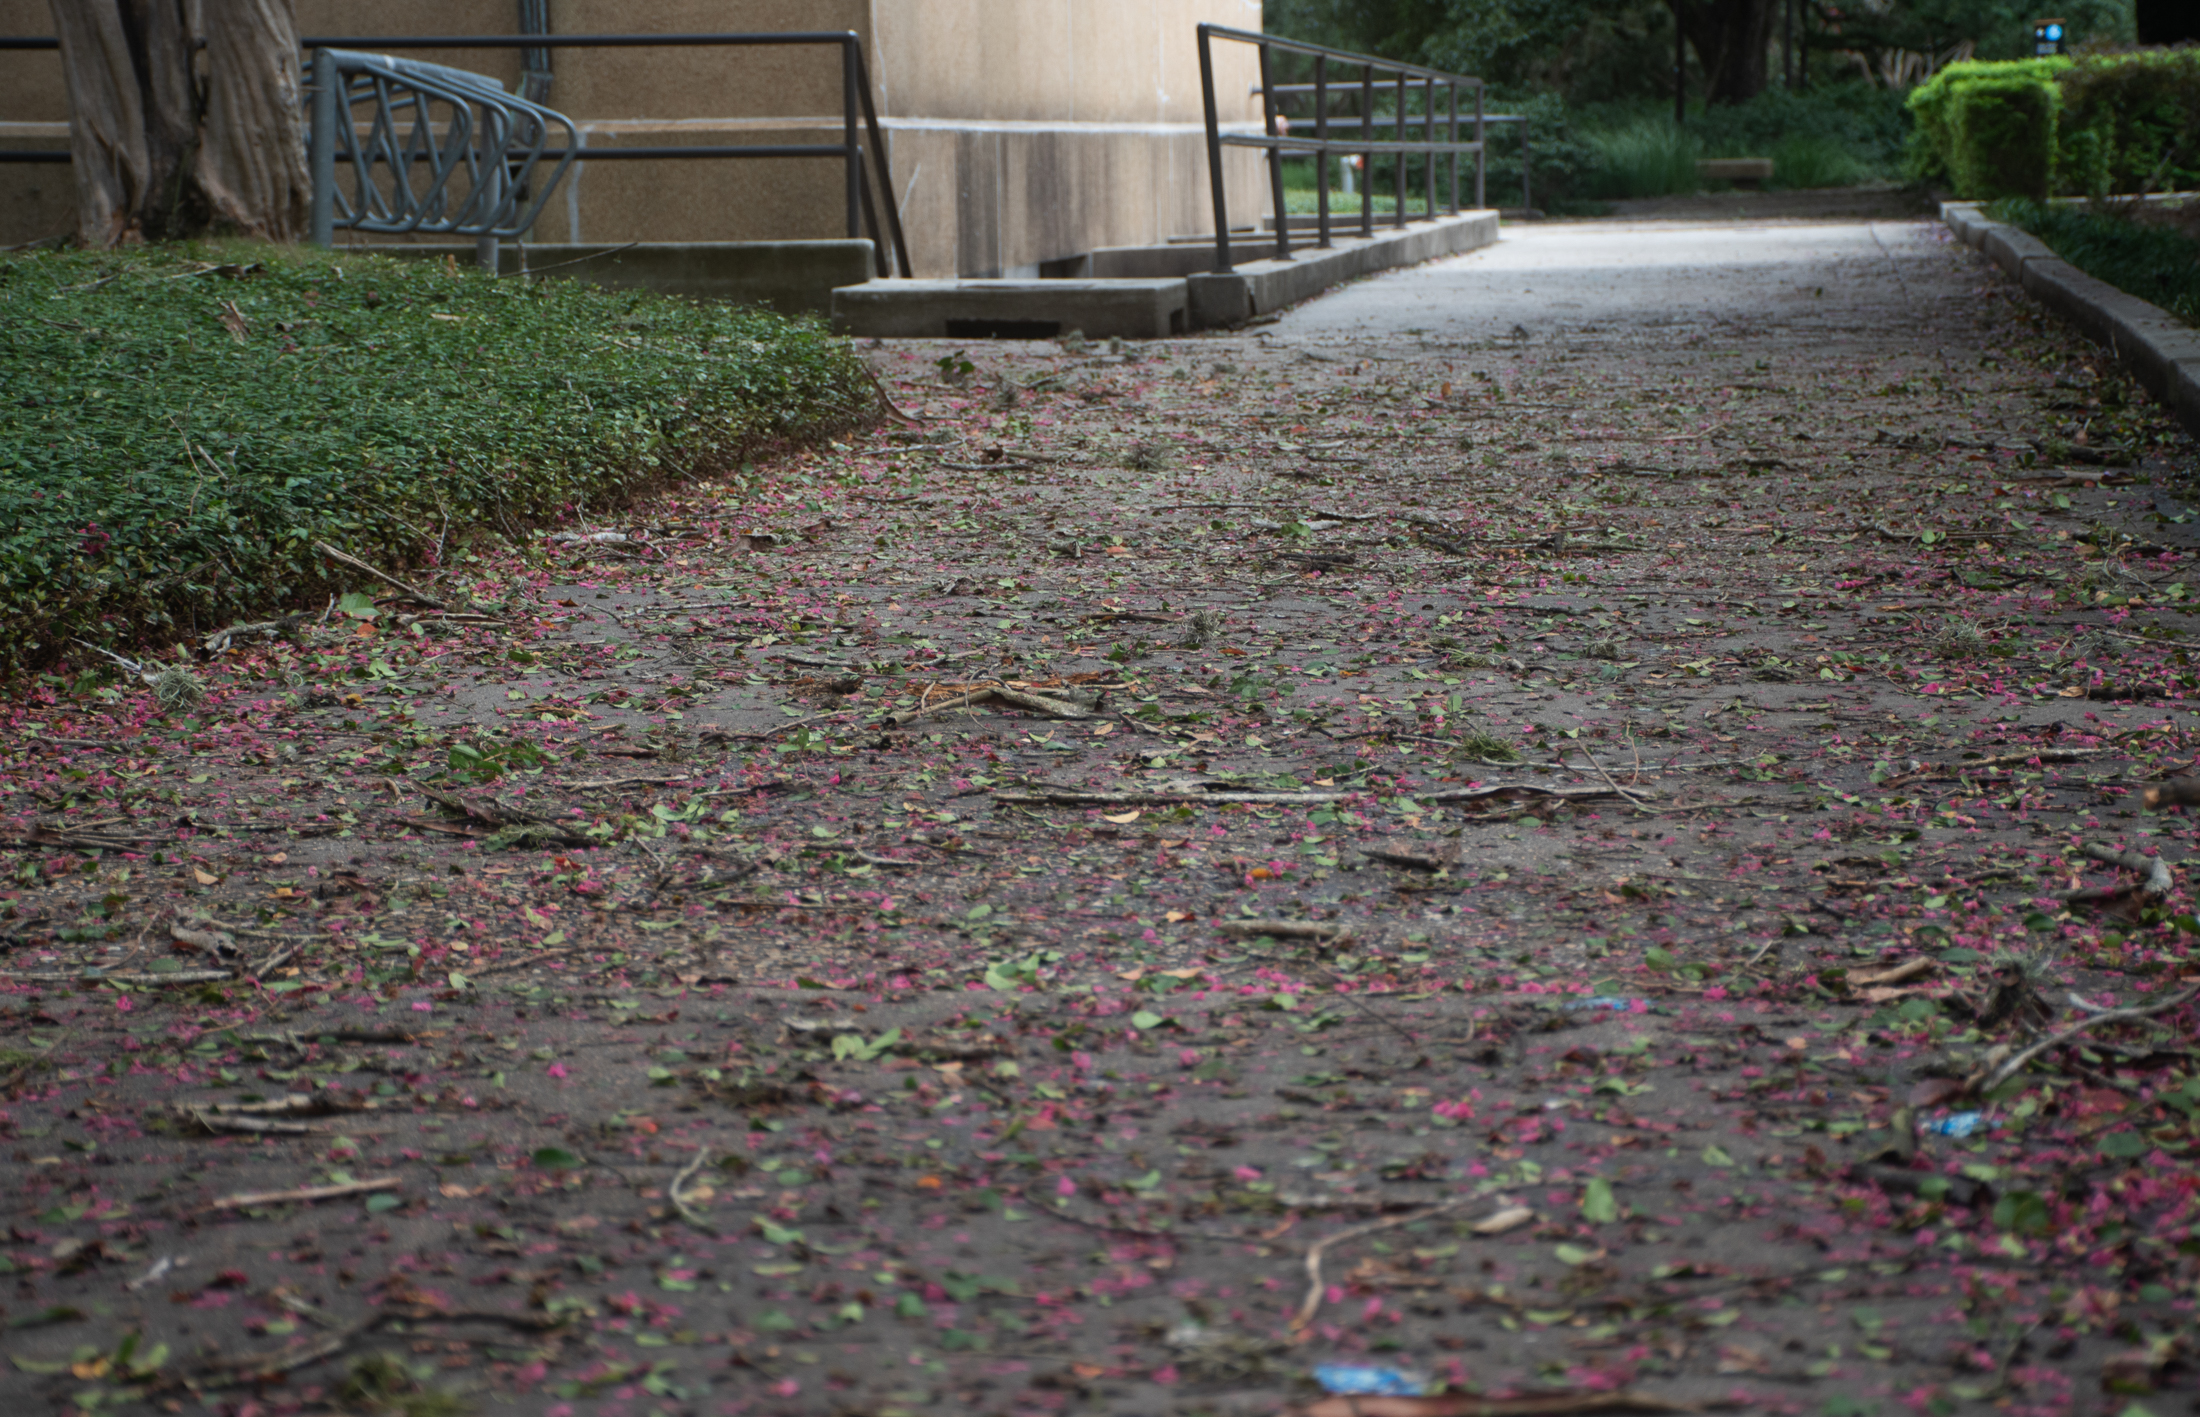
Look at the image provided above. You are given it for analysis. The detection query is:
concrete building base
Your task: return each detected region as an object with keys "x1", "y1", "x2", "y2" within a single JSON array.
[
  {"x1": 370, "y1": 241, "x2": 877, "y2": 321},
  {"x1": 832, "y1": 209, "x2": 1502, "y2": 339},
  {"x1": 832, "y1": 278, "x2": 1189, "y2": 339}
]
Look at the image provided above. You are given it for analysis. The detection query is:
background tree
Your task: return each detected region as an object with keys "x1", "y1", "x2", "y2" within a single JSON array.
[
  {"x1": 50, "y1": 0, "x2": 309, "y2": 247},
  {"x1": 1264, "y1": 0, "x2": 2136, "y2": 104}
]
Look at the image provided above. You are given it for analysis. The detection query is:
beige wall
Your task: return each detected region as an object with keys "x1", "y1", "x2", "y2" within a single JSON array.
[{"x1": 1, "y1": 0, "x2": 1269, "y2": 275}]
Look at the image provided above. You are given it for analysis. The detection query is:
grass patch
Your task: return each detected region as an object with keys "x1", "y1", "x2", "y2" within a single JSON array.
[
  {"x1": 1769, "y1": 132, "x2": 1875, "y2": 189},
  {"x1": 1989, "y1": 197, "x2": 2200, "y2": 327},
  {"x1": 1583, "y1": 119, "x2": 1700, "y2": 198},
  {"x1": 0, "y1": 241, "x2": 872, "y2": 671}
]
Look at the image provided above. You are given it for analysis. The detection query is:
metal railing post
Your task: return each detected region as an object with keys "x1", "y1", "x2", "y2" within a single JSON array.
[
  {"x1": 1256, "y1": 38, "x2": 1289, "y2": 260},
  {"x1": 1197, "y1": 25, "x2": 1232, "y2": 273},
  {"x1": 1447, "y1": 81, "x2": 1459, "y2": 213},
  {"x1": 1360, "y1": 63, "x2": 1374, "y2": 239},
  {"x1": 1520, "y1": 122, "x2": 1530, "y2": 210},
  {"x1": 1394, "y1": 69, "x2": 1407, "y2": 228},
  {"x1": 841, "y1": 40, "x2": 860, "y2": 241},
  {"x1": 309, "y1": 47, "x2": 336, "y2": 247},
  {"x1": 1313, "y1": 53, "x2": 1330, "y2": 248},
  {"x1": 851, "y1": 46, "x2": 913, "y2": 277},
  {"x1": 1355, "y1": 63, "x2": 1372, "y2": 239},
  {"x1": 1422, "y1": 75, "x2": 1435, "y2": 218}
]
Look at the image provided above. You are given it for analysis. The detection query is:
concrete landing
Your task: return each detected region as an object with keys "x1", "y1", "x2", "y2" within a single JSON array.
[
  {"x1": 832, "y1": 209, "x2": 1500, "y2": 338},
  {"x1": 1187, "y1": 209, "x2": 1499, "y2": 326}
]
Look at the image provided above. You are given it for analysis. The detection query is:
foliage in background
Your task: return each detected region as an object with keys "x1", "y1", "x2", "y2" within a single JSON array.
[
  {"x1": 1814, "y1": 0, "x2": 2133, "y2": 71},
  {"x1": 1909, "y1": 49, "x2": 2200, "y2": 198},
  {"x1": 1266, "y1": 0, "x2": 2135, "y2": 108},
  {"x1": 1581, "y1": 119, "x2": 1703, "y2": 198},
  {"x1": 2059, "y1": 47, "x2": 2200, "y2": 196},
  {"x1": 0, "y1": 243, "x2": 871, "y2": 671},
  {"x1": 1990, "y1": 195, "x2": 2200, "y2": 325}
]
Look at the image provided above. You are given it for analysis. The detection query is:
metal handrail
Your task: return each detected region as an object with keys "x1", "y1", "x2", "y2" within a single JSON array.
[
  {"x1": 0, "y1": 31, "x2": 911, "y2": 279},
  {"x1": 1198, "y1": 23, "x2": 1488, "y2": 272}
]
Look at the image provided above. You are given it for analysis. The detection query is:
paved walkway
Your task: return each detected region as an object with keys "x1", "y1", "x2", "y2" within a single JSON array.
[{"x1": 6, "y1": 215, "x2": 2196, "y2": 1416}]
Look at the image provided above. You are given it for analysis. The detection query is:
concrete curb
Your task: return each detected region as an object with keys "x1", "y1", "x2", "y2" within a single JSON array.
[
  {"x1": 1942, "y1": 201, "x2": 2200, "y2": 437},
  {"x1": 1186, "y1": 210, "x2": 1500, "y2": 327}
]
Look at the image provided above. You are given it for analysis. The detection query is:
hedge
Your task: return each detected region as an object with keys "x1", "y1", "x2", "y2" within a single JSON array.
[
  {"x1": 0, "y1": 242, "x2": 874, "y2": 672},
  {"x1": 1910, "y1": 49, "x2": 2200, "y2": 200},
  {"x1": 1907, "y1": 57, "x2": 2069, "y2": 199}
]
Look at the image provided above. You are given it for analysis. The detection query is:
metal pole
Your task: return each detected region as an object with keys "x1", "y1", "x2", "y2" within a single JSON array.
[
  {"x1": 842, "y1": 40, "x2": 860, "y2": 240},
  {"x1": 1447, "y1": 81, "x2": 1459, "y2": 213},
  {"x1": 1197, "y1": 25, "x2": 1233, "y2": 273},
  {"x1": 1521, "y1": 123, "x2": 1531, "y2": 211},
  {"x1": 310, "y1": 47, "x2": 336, "y2": 247},
  {"x1": 1423, "y1": 75, "x2": 1436, "y2": 219},
  {"x1": 1475, "y1": 84, "x2": 1486, "y2": 210},
  {"x1": 1313, "y1": 54, "x2": 1330, "y2": 248},
  {"x1": 1360, "y1": 63, "x2": 1374, "y2": 239},
  {"x1": 1257, "y1": 38, "x2": 1290, "y2": 260},
  {"x1": 1394, "y1": 68, "x2": 1408, "y2": 228}
]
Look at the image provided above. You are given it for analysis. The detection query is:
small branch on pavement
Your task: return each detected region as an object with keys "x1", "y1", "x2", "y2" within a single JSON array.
[
  {"x1": 312, "y1": 540, "x2": 450, "y2": 610},
  {"x1": 204, "y1": 1176, "x2": 400, "y2": 1213},
  {"x1": 669, "y1": 1149, "x2": 719, "y2": 1234},
  {"x1": 1975, "y1": 983, "x2": 2200, "y2": 1095},
  {"x1": 1291, "y1": 1198, "x2": 1474, "y2": 1338}
]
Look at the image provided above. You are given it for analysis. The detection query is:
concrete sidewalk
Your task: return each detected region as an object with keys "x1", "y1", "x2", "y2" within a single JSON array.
[{"x1": 6, "y1": 213, "x2": 2196, "y2": 1416}]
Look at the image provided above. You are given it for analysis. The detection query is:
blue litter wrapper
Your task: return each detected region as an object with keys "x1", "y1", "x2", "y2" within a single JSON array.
[
  {"x1": 1562, "y1": 996, "x2": 1642, "y2": 1013},
  {"x1": 1923, "y1": 1111, "x2": 1991, "y2": 1139},
  {"x1": 1314, "y1": 1364, "x2": 1426, "y2": 1396}
]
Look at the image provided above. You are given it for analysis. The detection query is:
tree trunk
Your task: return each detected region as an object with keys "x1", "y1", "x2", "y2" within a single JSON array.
[
  {"x1": 49, "y1": 0, "x2": 308, "y2": 246},
  {"x1": 196, "y1": 0, "x2": 308, "y2": 240},
  {"x1": 1679, "y1": 0, "x2": 1775, "y2": 106}
]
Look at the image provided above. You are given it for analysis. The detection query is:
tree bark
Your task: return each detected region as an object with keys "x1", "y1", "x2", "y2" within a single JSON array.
[
  {"x1": 48, "y1": 0, "x2": 307, "y2": 246},
  {"x1": 196, "y1": 0, "x2": 308, "y2": 241},
  {"x1": 1679, "y1": 0, "x2": 1775, "y2": 105},
  {"x1": 48, "y1": 0, "x2": 198, "y2": 244}
]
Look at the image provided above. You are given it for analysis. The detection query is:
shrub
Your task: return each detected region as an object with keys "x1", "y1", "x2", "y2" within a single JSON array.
[
  {"x1": 1950, "y1": 70, "x2": 2062, "y2": 199},
  {"x1": 1907, "y1": 57, "x2": 2070, "y2": 192},
  {"x1": 2058, "y1": 48, "x2": 2200, "y2": 197},
  {"x1": 1770, "y1": 132, "x2": 1875, "y2": 188},
  {"x1": 0, "y1": 242, "x2": 872, "y2": 671},
  {"x1": 1584, "y1": 118, "x2": 1700, "y2": 198}
]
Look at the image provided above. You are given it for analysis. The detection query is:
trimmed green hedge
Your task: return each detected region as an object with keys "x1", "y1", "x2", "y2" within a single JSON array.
[
  {"x1": 1908, "y1": 57, "x2": 2069, "y2": 200},
  {"x1": 1910, "y1": 49, "x2": 2200, "y2": 200},
  {"x1": 2060, "y1": 49, "x2": 2200, "y2": 198},
  {"x1": 0, "y1": 242, "x2": 873, "y2": 671}
]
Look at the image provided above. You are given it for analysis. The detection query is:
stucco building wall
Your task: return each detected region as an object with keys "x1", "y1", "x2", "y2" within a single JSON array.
[{"x1": 0, "y1": 0, "x2": 1270, "y2": 275}]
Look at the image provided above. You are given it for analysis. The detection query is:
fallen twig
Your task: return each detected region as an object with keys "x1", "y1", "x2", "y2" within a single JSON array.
[
  {"x1": 1217, "y1": 919, "x2": 1351, "y2": 941},
  {"x1": 669, "y1": 1149, "x2": 718, "y2": 1234},
  {"x1": 1291, "y1": 1198, "x2": 1473, "y2": 1336},
  {"x1": 888, "y1": 684, "x2": 1088, "y2": 726},
  {"x1": 312, "y1": 540, "x2": 449, "y2": 610},
  {"x1": 1289, "y1": 1393, "x2": 1703, "y2": 1417},
  {"x1": 203, "y1": 1176, "x2": 399, "y2": 1213},
  {"x1": 998, "y1": 788, "x2": 1347, "y2": 807},
  {"x1": 1976, "y1": 983, "x2": 2200, "y2": 1095},
  {"x1": 2062, "y1": 842, "x2": 2175, "y2": 904}
]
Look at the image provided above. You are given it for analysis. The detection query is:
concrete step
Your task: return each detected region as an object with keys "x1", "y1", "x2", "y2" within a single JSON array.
[{"x1": 832, "y1": 210, "x2": 1501, "y2": 338}]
